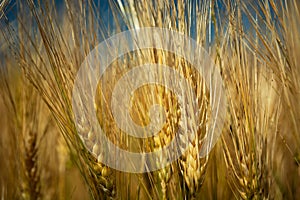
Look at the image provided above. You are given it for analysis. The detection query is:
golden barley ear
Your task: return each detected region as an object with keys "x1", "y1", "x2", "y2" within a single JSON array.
[
  {"x1": 175, "y1": 58, "x2": 210, "y2": 197},
  {"x1": 0, "y1": 0, "x2": 118, "y2": 198},
  {"x1": 0, "y1": 52, "x2": 60, "y2": 199},
  {"x1": 219, "y1": 1, "x2": 298, "y2": 198}
]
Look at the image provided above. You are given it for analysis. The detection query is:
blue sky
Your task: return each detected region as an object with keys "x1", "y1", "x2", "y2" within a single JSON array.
[{"x1": 1, "y1": 0, "x2": 279, "y2": 47}]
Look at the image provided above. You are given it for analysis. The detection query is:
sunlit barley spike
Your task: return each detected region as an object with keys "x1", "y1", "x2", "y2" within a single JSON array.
[
  {"x1": 88, "y1": 134, "x2": 117, "y2": 198},
  {"x1": 179, "y1": 132, "x2": 209, "y2": 196},
  {"x1": 150, "y1": 86, "x2": 178, "y2": 199},
  {"x1": 88, "y1": 151, "x2": 116, "y2": 198},
  {"x1": 178, "y1": 79, "x2": 209, "y2": 196},
  {"x1": 153, "y1": 120, "x2": 173, "y2": 199}
]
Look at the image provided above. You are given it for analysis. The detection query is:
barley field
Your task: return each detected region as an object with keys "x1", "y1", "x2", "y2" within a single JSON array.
[{"x1": 0, "y1": 0, "x2": 300, "y2": 199}]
